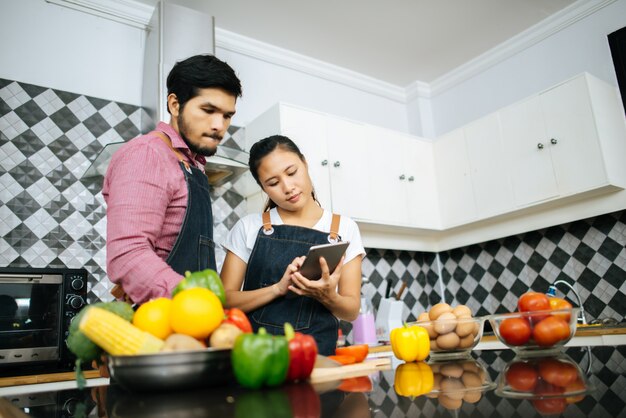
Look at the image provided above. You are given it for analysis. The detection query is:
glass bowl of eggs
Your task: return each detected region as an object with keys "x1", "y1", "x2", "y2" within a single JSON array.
[{"x1": 413, "y1": 304, "x2": 485, "y2": 360}]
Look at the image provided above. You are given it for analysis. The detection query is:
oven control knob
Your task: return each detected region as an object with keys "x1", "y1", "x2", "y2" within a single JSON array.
[
  {"x1": 68, "y1": 295, "x2": 84, "y2": 310},
  {"x1": 71, "y1": 278, "x2": 84, "y2": 290}
]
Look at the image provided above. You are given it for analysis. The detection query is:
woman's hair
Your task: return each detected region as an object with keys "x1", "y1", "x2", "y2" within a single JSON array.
[
  {"x1": 166, "y1": 54, "x2": 242, "y2": 113},
  {"x1": 248, "y1": 135, "x2": 319, "y2": 211}
]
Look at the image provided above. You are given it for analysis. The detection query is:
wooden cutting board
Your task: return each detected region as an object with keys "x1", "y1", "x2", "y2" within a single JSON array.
[{"x1": 309, "y1": 357, "x2": 391, "y2": 383}]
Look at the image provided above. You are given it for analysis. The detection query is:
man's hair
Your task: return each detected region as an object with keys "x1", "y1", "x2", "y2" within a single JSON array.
[{"x1": 166, "y1": 54, "x2": 242, "y2": 114}]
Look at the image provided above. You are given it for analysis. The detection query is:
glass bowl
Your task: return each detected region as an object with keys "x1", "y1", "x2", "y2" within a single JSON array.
[
  {"x1": 425, "y1": 358, "x2": 495, "y2": 409},
  {"x1": 495, "y1": 352, "x2": 592, "y2": 402},
  {"x1": 413, "y1": 316, "x2": 485, "y2": 360},
  {"x1": 489, "y1": 308, "x2": 579, "y2": 355}
]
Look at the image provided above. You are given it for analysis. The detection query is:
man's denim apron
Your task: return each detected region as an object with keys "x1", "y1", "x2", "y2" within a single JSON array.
[
  {"x1": 243, "y1": 211, "x2": 341, "y2": 355},
  {"x1": 158, "y1": 132, "x2": 217, "y2": 274}
]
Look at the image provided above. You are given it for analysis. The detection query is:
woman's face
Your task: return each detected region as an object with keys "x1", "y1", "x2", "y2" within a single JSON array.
[{"x1": 257, "y1": 148, "x2": 313, "y2": 211}]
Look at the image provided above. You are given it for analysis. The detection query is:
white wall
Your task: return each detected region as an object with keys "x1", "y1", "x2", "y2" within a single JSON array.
[
  {"x1": 0, "y1": 0, "x2": 145, "y2": 106},
  {"x1": 0, "y1": 0, "x2": 408, "y2": 132},
  {"x1": 424, "y1": 0, "x2": 626, "y2": 136}
]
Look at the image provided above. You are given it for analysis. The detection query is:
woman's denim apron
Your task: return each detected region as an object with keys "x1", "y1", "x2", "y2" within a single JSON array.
[{"x1": 244, "y1": 211, "x2": 341, "y2": 355}]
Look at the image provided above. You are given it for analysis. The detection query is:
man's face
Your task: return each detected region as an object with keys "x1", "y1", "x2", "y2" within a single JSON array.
[{"x1": 169, "y1": 87, "x2": 237, "y2": 157}]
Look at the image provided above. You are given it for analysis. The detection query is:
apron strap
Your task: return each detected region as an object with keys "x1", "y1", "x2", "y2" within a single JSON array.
[
  {"x1": 329, "y1": 213, "x2": 341, "y2": 242},
  {"x1": 155, "y1": 131, "x2": 192, "y2": 173}
]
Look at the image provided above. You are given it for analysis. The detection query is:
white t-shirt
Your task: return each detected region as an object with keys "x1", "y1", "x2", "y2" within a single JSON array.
[{"x1": 223, "y1": 208, "x2": 366, "y2": 265}]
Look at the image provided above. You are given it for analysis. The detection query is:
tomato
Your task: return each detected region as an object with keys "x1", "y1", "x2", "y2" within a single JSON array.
[
  {"x1": 336, "y1": 344, "x2": 369, "y2": 363},
  {"x1": 518, "y1": 292, "x2": 551, "y2": 323},
  {"x1": 505, "y1": 361, "x2": 538, "y2": 392},
  {"x1": 532, "y1": 397, "x2": 567, "y2": 415},
  {"x1": 498, "y1": 317, "x2": 531, "y2": 346},
  {"x1": 532, "y1": 316, "x2": 571, "y2": 347},
  {"x1": 534, "y1": 379, "x2": 565, "y2": 396},
  {"x1": 564, "y1": 378, "x2": 587, "y2": 403},
  {"x1": 548, "y1": 297, "x2": 573, "y2": 322},
  {"x1": 538, "y1": 358, "x2": 578, "y2": 387}
]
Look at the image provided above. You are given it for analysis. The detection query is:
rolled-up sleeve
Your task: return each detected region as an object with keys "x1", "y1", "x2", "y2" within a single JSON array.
[{"x1": 103, "y1": 142, "x2": 183, "y2": 303}]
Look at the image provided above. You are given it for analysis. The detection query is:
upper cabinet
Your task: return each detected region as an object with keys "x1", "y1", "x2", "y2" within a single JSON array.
[
  {"x1": 245, "y1": 74, "x2": 626, "y2": 251},
  {"x1": 499, "y1": 74, "x2": 625, "y2": 207}
]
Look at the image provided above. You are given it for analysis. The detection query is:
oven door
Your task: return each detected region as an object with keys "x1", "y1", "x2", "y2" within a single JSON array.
[{"x1": 0, "y1": 274, "x2": 63, "y2": 365}]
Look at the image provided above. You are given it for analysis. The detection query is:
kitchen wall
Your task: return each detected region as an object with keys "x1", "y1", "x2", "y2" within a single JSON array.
[{"x1": 1, "y1": 78, "x2": 624, "y2": 328}]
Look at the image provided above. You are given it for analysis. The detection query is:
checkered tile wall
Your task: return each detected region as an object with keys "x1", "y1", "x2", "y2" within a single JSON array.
[{"x1": 1, "y1": 78, "x2": 625, "y2": 326}]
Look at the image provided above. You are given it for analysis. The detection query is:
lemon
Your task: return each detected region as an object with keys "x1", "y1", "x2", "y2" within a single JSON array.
[
  {"x1": 170, "y1": 288, "x2": 224, "y2": 339},
  {"x1": 132, "y1": 297, "x2": 173, "y2": 340}
]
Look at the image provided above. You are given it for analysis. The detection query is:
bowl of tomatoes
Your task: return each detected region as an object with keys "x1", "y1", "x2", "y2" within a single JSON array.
[
  {"x1": 489, "y1": 307, "x2": 579, "y2": 354},
  {"x1": 495, "y1": 353, "x2": 592, "y2": 414}
]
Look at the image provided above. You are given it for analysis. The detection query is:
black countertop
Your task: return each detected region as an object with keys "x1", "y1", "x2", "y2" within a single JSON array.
[{"x1": 2, "y1": 345, "x2": 625, "y2": 418}]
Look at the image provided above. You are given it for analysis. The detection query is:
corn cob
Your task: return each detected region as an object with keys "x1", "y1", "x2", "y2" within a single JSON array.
[{"x1": 79, "y1": 306, "x2": 164, "y2": 355}]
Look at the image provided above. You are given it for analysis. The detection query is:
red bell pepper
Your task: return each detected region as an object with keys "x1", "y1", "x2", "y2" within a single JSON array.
[
  {"x1": 224, "y1": 308, "x2": 252, "y2": 333},
  {"x1": 284, "y1": 323, "x2": 318, "y2": 382}
]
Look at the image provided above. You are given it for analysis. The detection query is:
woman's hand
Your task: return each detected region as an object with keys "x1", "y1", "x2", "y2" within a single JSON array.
[
  {"x1": 274, "y1": 256, "x2": 305, "y2": 297},
  {"x1": 288, "y1": 256, "x2": 344, "y2": 304}
]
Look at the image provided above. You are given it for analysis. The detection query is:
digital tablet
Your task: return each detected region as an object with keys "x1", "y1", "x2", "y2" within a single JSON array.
[{"x1": 298, "y1": 241, "x2": 350, "y2": 280}]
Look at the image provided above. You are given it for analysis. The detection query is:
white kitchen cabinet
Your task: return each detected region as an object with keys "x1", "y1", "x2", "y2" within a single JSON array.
[
  {"x1": 464, "y1": 113, "x2": 515, "y2": 217},
  {"x1": 434, "y1": 129, "x2": 477, "y2": 226},
  {"x1": 366, "y1": 125, "x2": 439, "y2": 227},
  {"x1": 244, "y1": 103, "x2": 375, "y2": 220},
  {"x1": 499, "y1": 73, "x2": 625, "y2": 207}
]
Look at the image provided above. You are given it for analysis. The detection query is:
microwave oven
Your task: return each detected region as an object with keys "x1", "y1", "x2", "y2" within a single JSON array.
[{"x1": 0, "y1": 267, "x2": 88, "y2": 375}]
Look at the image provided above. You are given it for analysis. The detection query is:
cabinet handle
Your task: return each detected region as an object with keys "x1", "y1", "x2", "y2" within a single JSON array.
[
  {"x1": 399, "y1": 174, "x2": 406, "y2": 180},
  {"x1": 321, "y1": 159, "x2": 328, "y2": 166},
  {"x1": 333, "y1": 161, "x2": 341, "y2": 168},
  {"x1": 550, "y1": 138, "x2": 558, "y2": 145},
  {"x1": 537, "y1": 143, "x2": 544, "y2": 150},
  {"x1": 408, "y1": 176, "x2": 414, "y2": 182}
]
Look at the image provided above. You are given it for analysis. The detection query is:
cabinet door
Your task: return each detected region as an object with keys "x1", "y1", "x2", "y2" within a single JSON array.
[
  {"x1": 403, "y1": 136, "x2": 439, "y2": 227},
  {"x1": 434, "y1": 129, "x2": 476, "y2": 226},
  {"x1": 499, "y1": 96, "x2": 559, "y2": 206},
  {"x1": 325, "y1": 116, "x2": 373, "y2": 220},
  {"x1": 540, "y1": 76, "x2": 607, "y2": 195},
  {"x1": 464, "y1": 113, "x2": 514, "y2": 218},
  {"x1": 279, "y1": 105, "x2": 332, "y2": 209}
]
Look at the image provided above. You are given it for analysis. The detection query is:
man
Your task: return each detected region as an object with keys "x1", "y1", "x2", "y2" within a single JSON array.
[{"x1": 103, "y1": 54, "x2": 242, "y2": 304}]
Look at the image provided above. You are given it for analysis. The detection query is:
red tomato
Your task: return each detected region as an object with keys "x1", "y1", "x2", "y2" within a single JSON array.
[
  {"x1": 336, "y1": 344, "x2": 369, "y2": 363},
  {"x1": 534, "y1": 379, "x2": 565, "y2": 397},
  {"x1": 518, "y1": 292, "x2": 551, "y2": 323},
  {"x1": 538, "y1": 358, "x2": 578, "y2": 387},
  {"x1": 505, "y1": 361, "x2": 538, "y2": 392},
  {"x1": 532, "y1": 397, "x2": 567, "y2": 415},
  {"x1": 533, "y1": 316, "x2": 571, "y2": 347},
  {"x1": 564, "y1": 378, "x2": 587, "y2": 403},
  {"x1": 498, "y1": 317, "x2": 532, "y2": 346},
  {"x1": 549, "y1": 297, "x2": 573, "y2": 322}
]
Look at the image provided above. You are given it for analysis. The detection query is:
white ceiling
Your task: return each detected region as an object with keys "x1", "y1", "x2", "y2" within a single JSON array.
[{"x1": 136, "y1": 0, "x2": 577, "y2": 86}]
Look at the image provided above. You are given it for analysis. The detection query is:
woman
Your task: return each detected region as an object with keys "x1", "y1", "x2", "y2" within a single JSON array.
[{"x1": 221, "y1": 135, "x2": 365, "y2": 355}]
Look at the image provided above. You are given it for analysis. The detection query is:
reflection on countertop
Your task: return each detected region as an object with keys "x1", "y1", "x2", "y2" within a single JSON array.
[{"x1": 1, "y1": 345, "x2": 625, "y2": 417}]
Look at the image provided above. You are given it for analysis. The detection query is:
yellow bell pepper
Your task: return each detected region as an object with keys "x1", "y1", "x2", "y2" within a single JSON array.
[
  {"x1": 390, "y1": 324, "x2": 430, "y2": 362},
  {"x1": 394, "y1": 362, "x2": 434, "y2": 398}
]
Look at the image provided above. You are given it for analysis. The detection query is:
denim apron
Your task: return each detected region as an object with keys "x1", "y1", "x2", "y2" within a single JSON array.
[
  {"x1": 244, "y1": 211, "x2": 341, "y2": 355},
  {"x1": 157, "y1": 132, "x2": 216, "y2": 274},
  {"x1": 110, "y1": 131, "x2": 215, "y2": 303}
]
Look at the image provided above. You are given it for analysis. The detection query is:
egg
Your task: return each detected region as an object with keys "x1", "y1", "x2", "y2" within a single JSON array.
[
  {"x1": 441, "y1": 363, "x2": 464, "y2": 378},
  {"x1": 434, "y1": 312, "x2": 457, "y2": 334},
  {"x1": 436, "y1": 331, "x2": 460, "y2": 350},
  {"x1": 461, "y1": 371, "x2": 483, "y2": 389},
  {"x1": 417, "y1": 312, "x2": 438, "y2": 339},
  {"x1": 461, "y1": 360, "x2": 481, "y2": 374},
  {"x1": 430, "y1": 338, "x2": 439, "y2": 351},
  {"x1": 452, "y1": 305, "x2": 472, "y2": 318},
  {"x1": 463, "y1": 390, "x2": 482, "y2": 404},
  {"x1": 429, "y1": 303, "x2": 452, "y2": 320},
  {"x1": 440, "y1": 378, "x2": 465, "y2": 400},
  {"x1": 438, "y1": 394, "x2": 462, "y2": 410},
  {"x1": 455, "y1": 318, "x2": 475, "y2": 337},
  {"x1": 458, "y1": 333, "x2": 476, "y2": 348}
]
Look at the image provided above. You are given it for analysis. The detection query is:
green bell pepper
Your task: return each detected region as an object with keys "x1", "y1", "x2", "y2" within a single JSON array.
[
  {"x1": 231, "y1": 327, "x2": 289, "y2": 389},
  {"x1": 171, "y1": 269, "x2": 226, "y2": 305}
]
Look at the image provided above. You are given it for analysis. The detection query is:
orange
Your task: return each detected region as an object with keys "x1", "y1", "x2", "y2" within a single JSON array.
[
  {"x1": 132, "y1": 297, "x2": 173, "y2": 339},
  {"x1": 170, "y1": 287, "x2": 224, "y2": 339}
]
